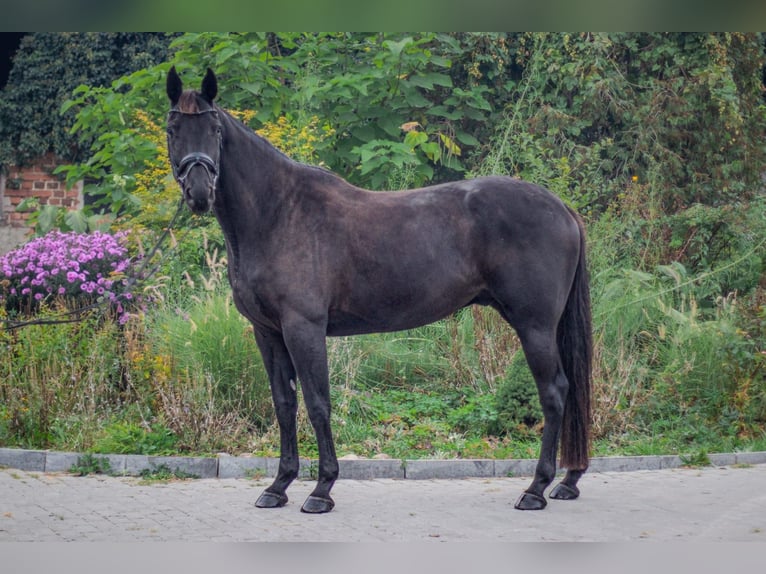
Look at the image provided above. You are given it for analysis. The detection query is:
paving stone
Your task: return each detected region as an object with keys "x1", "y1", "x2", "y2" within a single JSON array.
[
  {"x1": 44, "y1": 451, "x2": 82, "y2": 473},
  {"x1": 124, "y1": 454, "x2": 150, "y2": 476},
  {"x1": 2, "y1": 446, "x2": 766, "y2": 484},
  {"x1": 404, "y1": 459, "x2": 494, "y2": 479},
  {"x1": 735, "y1": 451, "x2": 766, "y2": 465},
  {"x1": 103, "y1": 455, "x2": 128, "y2": 475},
  {"x1": 590, "y1": 455, "x2": 665, "y2": 473},
  {"x1": 708, "y1": 453, "x2": 736, "y2": 466},
  {"x1": 297, "y1": 458, "x2": 316, "y2": 479},
  {"x1": 146, "y1": 456, "x2": 218, "y2": 478},
  {"x1": 493, "y1": 458, "x2": 537, "y2": 477},
  {"x1": 0, "y1": 447, "x2": 46, "y2": 472},
  {"x1": 2, "y1": 464, "x2": 766, "y2": 542},
  {"x1": 217, "y1": 456, "x2": 278, "y2": 479},
  {"x1": 339, "y1": 458, "x2": 404, "y2": 480}
]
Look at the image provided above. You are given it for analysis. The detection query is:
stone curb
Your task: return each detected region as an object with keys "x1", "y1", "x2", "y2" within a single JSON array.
[{"x1": 1, "y1": 447, "x2": 765, "y2": 480}]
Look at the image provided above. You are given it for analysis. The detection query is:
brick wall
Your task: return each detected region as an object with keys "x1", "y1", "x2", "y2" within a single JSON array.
[
  {"x1": 0, "y1": 153, "x2": 83, "y2": 254},
  {"x1": 1, "y1": 153, "x2": 83, "y2": 228}
]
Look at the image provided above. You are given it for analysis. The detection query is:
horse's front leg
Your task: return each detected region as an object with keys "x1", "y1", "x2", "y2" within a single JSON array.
[
  {"x1": 281, "y1": 315, "x2": 339, "y2": 514},
  {"x1": 253, "y1": 328, "x2": 299, "y2": 509}
]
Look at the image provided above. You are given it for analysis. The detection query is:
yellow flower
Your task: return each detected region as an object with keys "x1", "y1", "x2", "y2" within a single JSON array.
[
  {"x1": 631, "y1": 175, "x2": 639, "y2": 183},
  {"x1": 256, "y1": 115, "x2": 334, "y2": 164}
]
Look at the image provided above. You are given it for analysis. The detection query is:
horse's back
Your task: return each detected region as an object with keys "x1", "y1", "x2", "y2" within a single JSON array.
[{"x1": 318, "y1": 175, "x2": 580, "y2": 334}]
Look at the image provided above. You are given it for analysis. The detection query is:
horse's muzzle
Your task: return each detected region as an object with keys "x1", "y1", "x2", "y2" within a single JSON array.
[
  {"x1": 175, "y1": 152, "x2": 219, "y2": 214},
  {"x1": 184, "y1": 184, "x2": 215, "y2": 214}
]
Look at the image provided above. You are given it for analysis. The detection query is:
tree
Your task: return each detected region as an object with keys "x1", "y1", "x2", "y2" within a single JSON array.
[{"x1": 0, "y1": 32, "x2": 177, "y2": 169}]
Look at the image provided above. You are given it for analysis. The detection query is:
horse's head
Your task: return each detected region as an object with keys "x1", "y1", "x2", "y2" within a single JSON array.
[{"x1": 166, "y1": 66, "x2": 222, "y2": 214}]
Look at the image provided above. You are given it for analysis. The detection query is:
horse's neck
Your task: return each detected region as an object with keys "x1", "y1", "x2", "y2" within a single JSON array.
[{"x1": 213, "y1": 122, "x2": 295, "y2": 276}]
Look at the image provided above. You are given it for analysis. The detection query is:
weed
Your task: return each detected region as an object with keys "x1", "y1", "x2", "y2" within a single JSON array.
[
  {"x1": 680, "y1": 451, "x2": 712, "y2": 468},
  {"x1": 244, "y1": 468, "x2": 267, "y2": 480},
  {"x1": 306, "y1": 460, "x2": 319, "y2": 481},
  {"x1": 70, "y1": 454, "x2": 112, "y2": 476},
  {"x1": 138, "y1": 464, "x2": 198, "y2": 483}
]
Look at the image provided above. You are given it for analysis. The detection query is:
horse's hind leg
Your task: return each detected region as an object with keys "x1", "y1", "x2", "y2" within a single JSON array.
[
  {"x1": 550, "y1": 469, "x2": 586, "y2": 500},
  {"x1": 512, "y1": 325, "x2": 570, "y2": 510},
  {"x1": 253, "y1": 328, "x2": 299, "y2": 509}
]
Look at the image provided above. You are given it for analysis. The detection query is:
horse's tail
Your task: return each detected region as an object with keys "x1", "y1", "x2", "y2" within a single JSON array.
[{"x1": 557, "y1": 209, "x2": 593, "y2": 470}]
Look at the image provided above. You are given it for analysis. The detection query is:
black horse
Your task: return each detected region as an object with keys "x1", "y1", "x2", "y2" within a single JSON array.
[{"x1": 165, "y1": 67, "x2": 593, "y2": 514}]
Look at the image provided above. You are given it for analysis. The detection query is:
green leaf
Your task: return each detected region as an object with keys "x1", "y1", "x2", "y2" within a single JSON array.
[
  {"x1": 386, "y1": 37, "x2": 413, "y2": 58},
  {"x1": 64, "y1": 209, "x2": 89, "y2": 233},
  {"x1": 408, "y1": 72, "x2": 453, "y2": 90},
  {"x1": 36, "y1": 205, "x2": 60, "y2": 235},
  {"x1": 420, "y1": 142, "x2": 441, "y2": 162},
  {"x1": 16, "y1": 197, "x2": 40, "y2": 212},
  {"x1": 455, "y1": 131, "x2": 481, "y2": 147},
  {"x1": 402, "y1": 90, "x2": 431, "y2": 108},
  {"x1": 425, "y1": 106, "x2": 463, "y2": 121},
  {"x1": 439, "y1": 133, "x2": 461, "y2": 157},
  {"x1": 404, "y1": 131, "x2": 429, "y2": 148}
]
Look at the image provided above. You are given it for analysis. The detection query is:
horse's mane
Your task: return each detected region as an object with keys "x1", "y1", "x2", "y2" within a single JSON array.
[
  {"x1": 177, "y1": 90, "x2": 202, "y2": 113},
  {"x1": 217, "y1": 102, "x2": 341, "y2": 181}
]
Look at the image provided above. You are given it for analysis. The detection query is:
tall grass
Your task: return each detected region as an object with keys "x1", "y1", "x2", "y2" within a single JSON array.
[
  {"x1": 0, "y1": 313, "x2": 125, "y2": 450},
  {"x1": 590, "y1": 255, "x2": 766, "y2": 451}
]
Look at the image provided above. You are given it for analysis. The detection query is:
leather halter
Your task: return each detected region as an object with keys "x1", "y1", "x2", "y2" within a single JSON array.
[{"x1": 167, "y1": 108, "x2": 222, "y2": 189}]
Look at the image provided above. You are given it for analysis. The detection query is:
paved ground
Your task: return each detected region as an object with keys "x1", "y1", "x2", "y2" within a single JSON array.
[{"x1": 1, "y1": 463, "x2": 765, "y2": 542}]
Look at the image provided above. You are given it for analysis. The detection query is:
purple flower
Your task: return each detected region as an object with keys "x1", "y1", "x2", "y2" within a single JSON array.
[{"x1": 0, "y1": 229, "x2": 141, "y2": 322}]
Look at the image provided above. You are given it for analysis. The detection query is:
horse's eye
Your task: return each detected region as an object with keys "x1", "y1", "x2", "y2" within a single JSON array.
[{"x1": 166, "y1": 128, "x2": 174, "y2": 137}]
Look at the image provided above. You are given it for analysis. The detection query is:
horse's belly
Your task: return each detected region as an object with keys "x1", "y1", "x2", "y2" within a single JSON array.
[{"x1": 326, "y1": 281, "x2": 479, "y2": 336}]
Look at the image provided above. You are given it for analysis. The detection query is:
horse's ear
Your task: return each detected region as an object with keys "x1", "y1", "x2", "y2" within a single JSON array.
[
  {"x1": 201, "y1": 68, "x2": 218, "y2": 103},
  {"x1": 167, "y1": 66, "x2": 182, "y2": 106}
]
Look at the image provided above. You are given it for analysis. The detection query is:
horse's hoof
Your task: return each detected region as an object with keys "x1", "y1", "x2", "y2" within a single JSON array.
[
  {"x1": 300, "y1": 495, "x2": 335, "y2": 514},
  {"x1": 514, "y1": 491, "x2": 547, "y2": 510},
  {"x1": 550, "y1": 482, "x2": 580, "y2": 500},
  {"x1": 255, "y1": 490, "x2": 288, "y2": 508}
]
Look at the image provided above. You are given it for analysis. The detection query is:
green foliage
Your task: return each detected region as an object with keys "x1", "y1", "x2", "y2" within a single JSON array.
[
  {"x1": 57, "y1": 32, "x2": 499, "y2": 202},
  {"x1": 589, "y1": 247, "x2": 766, "y2": 446},
  {"x1": 447, "y1": 394, "x2": 498, "y2": 436},
  {"x1": 92, "y1": 422, "x2": 177, "y2": 456},
  {"x1": 54, "y1": 77, "x2": 169, "y2": 219},
  {"x1": 0, "y1": 32, "x2": 175, "y2": 168},
  {"x1": 15, "y1": 198, "x2": 113, "y2": 236},
  {"x1": 168, "y1": 33, "x2": 474, "y2": 187}
]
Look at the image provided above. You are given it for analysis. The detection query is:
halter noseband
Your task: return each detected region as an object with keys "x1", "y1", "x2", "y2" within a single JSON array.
[
  {"x1": 167, "y1": 108, "x2": 222, "y2": 189},
  {"x1": 175, "y1": 151, "x2": 219, "y2": 186}
]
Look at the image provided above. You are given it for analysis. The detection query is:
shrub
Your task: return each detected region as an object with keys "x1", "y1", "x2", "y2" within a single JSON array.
[
  {"x1": 492, "y1": 352, "x2": 543, "y2": 436},
  {"x1": 0, "y1": 230, "x2": 139, "y2": 322}
]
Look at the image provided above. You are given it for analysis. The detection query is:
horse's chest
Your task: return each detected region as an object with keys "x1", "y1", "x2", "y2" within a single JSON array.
[{"x1": 228, "y1": 271, "x2": 281, "y2": 331}]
